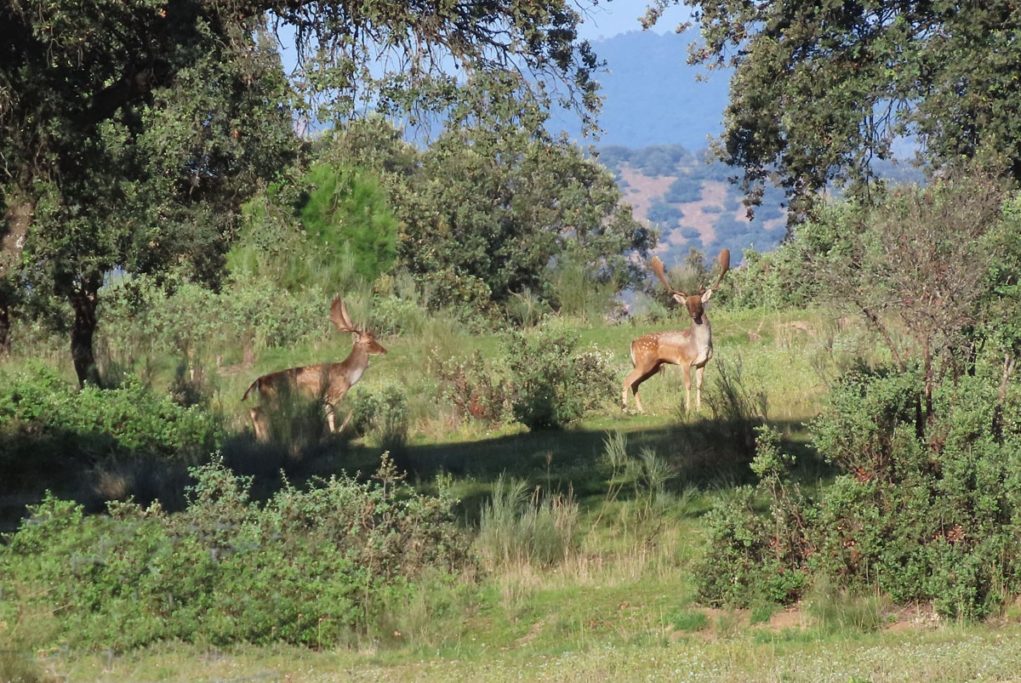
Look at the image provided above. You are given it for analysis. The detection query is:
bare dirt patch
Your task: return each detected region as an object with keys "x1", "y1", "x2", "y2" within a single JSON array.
[{"x1": 618, "y1": 165, "x2": 676, "y2": 224}]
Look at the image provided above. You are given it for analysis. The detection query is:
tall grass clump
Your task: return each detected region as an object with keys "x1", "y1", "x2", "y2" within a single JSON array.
[
  {"x1": 477, "y1": 474, "x2": 579, "y2": 569},
  {"x1": 548, "y1": 255, "x2": 617, "y2": 321}
]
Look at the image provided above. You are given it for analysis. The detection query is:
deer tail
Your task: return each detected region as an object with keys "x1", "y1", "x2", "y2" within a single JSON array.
[{"x1": 241, "y1": 378, "x2": 259, "y2": 401}]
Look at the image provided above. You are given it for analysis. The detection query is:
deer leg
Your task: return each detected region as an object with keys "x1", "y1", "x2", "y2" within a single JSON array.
[
  {"x1": 324, "y1": 402, "x2": 337, "y2": 433},
  {"x1": 695, "y1": 365, "x2": 705, "y2": 412},
  {"x1": 622, "y1": 364, "x2": 659, "y2": 413},
  {"x1": 337, "y1": 410, "x2": 354, "y2": 434},
  {"x1": 682, "y1": 364, "x2": 692, "y2": 413},
  {"x1": 249, "y1": 406, "x2": 270, "y2": 442}
]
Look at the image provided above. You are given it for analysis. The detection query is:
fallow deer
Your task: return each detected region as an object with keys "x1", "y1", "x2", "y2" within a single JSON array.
[
  {"x1": 242, "y1": 296, "x2": 386, "y2": 441},
  {"x1": 621, "y1": 249, "x2": 730, "y2": 414}
]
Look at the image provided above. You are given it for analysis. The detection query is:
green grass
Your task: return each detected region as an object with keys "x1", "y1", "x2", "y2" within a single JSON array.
[
  {"x1": 6, "y1": 305, "x2": 991, "y2": 680},
  {"x1": 40, "y1": 625, "x2": 1021, "y2": 682}
]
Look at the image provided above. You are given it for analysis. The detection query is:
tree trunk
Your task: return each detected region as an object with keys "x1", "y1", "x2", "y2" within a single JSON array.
[
  {"x1": 71, "y1": 281, "x2": 102, "y2": 387},
  {"x1": 0, "y1": 296, "x2": 10, "y2": 355}
]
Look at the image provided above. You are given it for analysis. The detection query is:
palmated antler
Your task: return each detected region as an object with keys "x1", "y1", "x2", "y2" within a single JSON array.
[
  {"x1": 650, "y1": 255, "x2": 686, "y2": 297},
  {"x1": 708, "y1": 249, "x2": 731, "y2": 292},
  {"x1": 329, "y1": 296, "x2": 359, "y2": 334}
]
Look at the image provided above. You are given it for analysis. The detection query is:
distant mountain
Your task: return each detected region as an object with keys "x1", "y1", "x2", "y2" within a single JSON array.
[
  {"x1": 546, "y1": 31, "x2": 923, "y2": 265},
  {"x1": 595, "y1": 145, "x2": 788, "y2": 265}
]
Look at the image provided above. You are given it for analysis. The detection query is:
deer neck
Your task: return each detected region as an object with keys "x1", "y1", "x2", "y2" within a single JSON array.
[
  {"x1": 337, "y1": 345, "x2": 370, "y2": 386},
  {"x1": 689, "y1": 313, "x2": 713, "y2": 365}
]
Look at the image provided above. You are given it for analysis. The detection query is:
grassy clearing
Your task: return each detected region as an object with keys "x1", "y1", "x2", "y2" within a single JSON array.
[
  {"x1": 38, "y1": 624, "x2": 1021, "y2": 682},
  {"x1": 7, "y1": 305, "x2": 988, "y2": 680}
]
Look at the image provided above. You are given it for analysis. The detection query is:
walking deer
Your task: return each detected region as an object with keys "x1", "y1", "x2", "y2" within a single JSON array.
[
  {"x1": 242, "y1": 297, "x2": 386, "y2": 441},
  {"x1": 621, "y1": 249, "x2": 730, "y2": 414}
]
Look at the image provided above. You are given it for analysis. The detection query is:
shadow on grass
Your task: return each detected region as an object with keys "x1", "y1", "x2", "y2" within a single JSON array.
[{"x1": 1, "y1": 415, "x2": 833, "y2": 533}]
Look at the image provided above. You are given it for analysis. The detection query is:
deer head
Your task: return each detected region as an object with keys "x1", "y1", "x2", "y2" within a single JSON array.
[
  {"x1": 330, "y1": 297, "x2": 387, "y2": 356},
  {"x1": 650, "y1": 249, "x2": 730, "y2": 324}
]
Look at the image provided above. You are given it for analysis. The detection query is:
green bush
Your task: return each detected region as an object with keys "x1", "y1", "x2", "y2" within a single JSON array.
[
  {"x1": 697, "y1": 369, "x2": 1021, "y2": 621},
  {"x1": 504, "y1": 327, "x2": 614, "y2": 430},
  {"x1": 434, "y1": 351, "x2": 510, "y2": 423},
  {"x1": 348, "y1": 382, "x2": 410, "y2": 453},
  {"x1": 0, "y1": 363, "x2": 221, "y2": 479},
  {"x1": 695, "y1": 486, "x2": 808, "y2": 607},
  {"x1": 0, "y1": 456, "x2": 472, "y2": 650}
]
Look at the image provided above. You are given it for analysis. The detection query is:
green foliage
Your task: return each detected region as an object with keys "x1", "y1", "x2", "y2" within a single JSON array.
[
  {"x1": 0, "y1": 363, "x2": 221, "y2": 478},
  {"x1": 659, "y1": 0, "x2": 1021, "y2": 215},
  {"x1": 703, "y1": 354, "x2": 769, "y2": 454},
  {"x1": 2, "y1": 0, "x2": 603, "y2": 378},
  {"x1": 476, "y1": 474, "x2": 579, "y2": 568},
  {"x1": 809, "y1": 365, "x2": 921, "y2": 480},
  {"x1": 698, "y1": 365, "x2": 1021, "y2": 621},
  {"x1": 99, "y1": 276, "x2": 330, "y2": 361},
  {"x1": 301, "y1": 164, "x2": 398, "y2": 281},
  {"x1": 804, "y1": 579, "x2": 885, "y2": 634},
  {"x1": 435, "y1": 351, "x2": 511, "y2": 424},
  {"x1": 504, "y1": 327, "x2": 616, "y2": 430},
  {"x1": 395, "y1": 99, "x2": 654, "y2": 310},
  {"x1": 723, "y1": 201, "x2": 858, "y2": 309},
  {"x1": 229, "y1": 163, "x2": 397, "y2": 292},
  {"x1": 695, "y1": 486, "x2": 808, "y2": 607},
  {"x1": 547, "y1": 254, "x2": 620, "y2": 321},
  {"x1": 348, "y1": 383, "x2": 410, "y2": 454},
  {"x1": 666, "y1": 609, "x2": 709, "y2": 632},
  {"x1": 0, "y1": 457, "x2": 472, "y2": 650},
  {"x1": 4, "y1": 11, "x2": 296, "y2": 383}
]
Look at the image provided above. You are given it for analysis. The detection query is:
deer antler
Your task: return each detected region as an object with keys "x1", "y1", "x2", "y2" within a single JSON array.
[
  {"x1": 708, "y1": 249, "x2": 731, "y2": 291},
  {"x1": 650, "y1": 256, "x2": 686, "y2": 296},
  {"x1": 330, "y1": 296, "x2": 358, "y2": 334}
]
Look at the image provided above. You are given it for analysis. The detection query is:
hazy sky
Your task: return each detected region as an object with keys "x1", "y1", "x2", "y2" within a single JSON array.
[
  {"x1": 276, "y1": 1, "x2": 695, "y2": 76},
  {"x1": 576, "y1": 1, "x2": 692, "y2": 41}
]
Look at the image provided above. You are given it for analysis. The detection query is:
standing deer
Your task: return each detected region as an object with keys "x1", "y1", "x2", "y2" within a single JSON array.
[
  {"x1": 621, "y1": 249, "x2": 730, "y2": 414},
  {"x1": 242, "y1": 296, "x2": 386, "y2": 441}
]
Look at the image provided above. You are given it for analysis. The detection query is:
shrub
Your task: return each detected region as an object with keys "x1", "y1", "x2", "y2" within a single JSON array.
[
  {"x1": 434, "y1": 351, "x2": 510, "y2": 423},
  {"x1": 697, "y1": 368, "x2": 1021, "y2": 621},
  {"x1": 0, "y1": 363, "x2": 221, "y2": 482},
  {"x1": 504, "y1": 327, "x2": 614, "y2": 430},
  {"x1": 695, "y1": 485, "x2": 808, "y2": 607},
  {"x1": 348, "y1": 382, "x2": 410, "y2": 453},
  {"x1": 0, "y1": 456, "x2": 473, "y2": 650}
]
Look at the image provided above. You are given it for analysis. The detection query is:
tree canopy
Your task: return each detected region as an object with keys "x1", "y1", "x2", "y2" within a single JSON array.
[
  {"x1": 644, "y1": 0, "x2": 1021, "y2": 218},
  {"x1": 1, "y1": 0, "x2": 605, "y2": 383}
]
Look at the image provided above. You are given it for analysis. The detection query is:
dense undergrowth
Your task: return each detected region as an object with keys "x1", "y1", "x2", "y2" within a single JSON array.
[
  {"x1": 1, "y1": 176, "x2": 1020, "y2": 683},
  {"x1": 0, "y1": 454, "x2": 471, "y2": 651}
]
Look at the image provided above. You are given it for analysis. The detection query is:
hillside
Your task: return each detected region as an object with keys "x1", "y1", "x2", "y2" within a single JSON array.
[
  {"x1": 594, "y1": 144, "x2": 789, "y2": 264},
  {"x1": 552, "y1": 31, "x2": 922, "y2": 265}
]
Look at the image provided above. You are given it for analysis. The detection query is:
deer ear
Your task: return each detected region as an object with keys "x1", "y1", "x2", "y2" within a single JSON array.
[
  {"x1": 672, "y1": 293, "x2": 686, "y2": 305},
  {"x1": 701, "y1": 288, "x2": 714, "y2": 303}
]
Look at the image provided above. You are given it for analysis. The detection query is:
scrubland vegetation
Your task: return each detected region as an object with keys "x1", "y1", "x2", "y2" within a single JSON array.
[
  {"x1": 5, "y1": 1, "x2": 1021, "y2": 681},
  {"x1": 3, "y1": 169, "x2": 1021, "y2": 682}
]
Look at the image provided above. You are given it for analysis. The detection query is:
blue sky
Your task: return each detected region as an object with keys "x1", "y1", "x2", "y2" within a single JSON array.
[
  {"x1": 276, "y1": 1, "x2": 694, "y2": 78},
  {"x1": 576, "y1": 0, "x2": 691, "y2": 40}
]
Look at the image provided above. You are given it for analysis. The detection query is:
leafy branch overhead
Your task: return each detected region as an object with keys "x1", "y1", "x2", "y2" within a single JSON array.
[{"x1": 646, "y1": 0, "x2": 1021, "y2": 219}]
